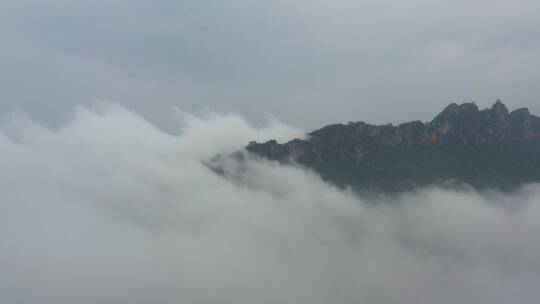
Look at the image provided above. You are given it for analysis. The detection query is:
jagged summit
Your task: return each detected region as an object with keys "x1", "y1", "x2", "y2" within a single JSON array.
[
  {"x1": 492, "y1": 99, "x2": 508, "y2": 113},
  {"x1": 244, "y1": 101, "x2": 540, "y2": 194},
  {"x1": 426, "y1": 100, "x2": 540, "y2": 145},
  {"x1": 250, "y1": 101, "x2": 540, "y2": 153}
]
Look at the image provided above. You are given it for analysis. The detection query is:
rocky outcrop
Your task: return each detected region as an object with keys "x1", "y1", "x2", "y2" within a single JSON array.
[
  {"x1": 247, "y1": 101, "x2": 540, "y2": 163},
  {"x1": 429, "y1": 100, "x2": 540, "y2": 146},
  {"x1": 242, "y1": 101, "x2": 540, "y2": 194}
]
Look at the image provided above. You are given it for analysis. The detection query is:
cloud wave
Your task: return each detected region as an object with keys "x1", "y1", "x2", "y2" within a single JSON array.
[{"x1": 1, "y1": 104, "x2": 539, "y2": 304}]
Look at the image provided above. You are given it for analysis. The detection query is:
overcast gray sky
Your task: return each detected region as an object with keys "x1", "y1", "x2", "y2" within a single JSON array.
[{"x1": 1, "y1": 0, "x2": 540, "y2": 130}]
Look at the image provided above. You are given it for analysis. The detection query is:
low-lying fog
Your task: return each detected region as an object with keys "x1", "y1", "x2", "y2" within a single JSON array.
[{"x1": 1, "y1": 104, "x2": 539, "y2": 304}]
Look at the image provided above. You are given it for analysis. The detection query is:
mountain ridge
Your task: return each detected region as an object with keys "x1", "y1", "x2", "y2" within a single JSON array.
[{"x1": 244, "y1": 101, "x2": 540, "y2": 194}]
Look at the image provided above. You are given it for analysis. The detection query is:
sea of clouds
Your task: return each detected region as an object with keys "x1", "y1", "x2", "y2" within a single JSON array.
[{"x1": 1, "y1": 104, "x2": 539, "y2": 304}]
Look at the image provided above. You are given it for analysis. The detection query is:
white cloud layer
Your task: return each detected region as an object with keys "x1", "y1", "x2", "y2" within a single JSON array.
[{"x1": 1, "y1": 104, "x2": 539, "y2": 304}]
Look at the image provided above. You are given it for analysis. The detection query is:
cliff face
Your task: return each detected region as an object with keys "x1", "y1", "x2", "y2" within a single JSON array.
[
  {"x1": 429, "y1": 101, "x2": 540, "y2": 145},
  {"x1": 245, "y1": 101, "x2": 540, "y2": 194}
]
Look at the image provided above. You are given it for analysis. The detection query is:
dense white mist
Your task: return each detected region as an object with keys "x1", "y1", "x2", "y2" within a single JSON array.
[{"x1": 1, "y1": 104, "x2": 539, "y2": 304}]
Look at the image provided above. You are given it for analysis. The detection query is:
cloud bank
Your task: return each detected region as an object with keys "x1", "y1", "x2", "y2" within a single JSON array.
[{"x1": 1, "y1": 104, "x2": 539, "y2": 304}]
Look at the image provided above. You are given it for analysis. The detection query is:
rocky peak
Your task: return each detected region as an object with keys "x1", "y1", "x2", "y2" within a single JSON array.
[
  {"x1": 488, "y1": 100, "x2": 511, "y2": 126},
  {"x1": 433, "y1": 102, "x2": 479, "y2": 119},
  {"x1": 429, "y1": 102, "x2": 481, "y2": 142},
  {"x1": 509, "y1": 107, "x2": 540, "y2": 140},
  {"x1": 491, "y1": 99, "x2": 508, "y2": 114},
  {"x1": 510, "y1": 107, "x2": 530, "y2": 119},
  {"x1": 425, "y1": 100, "x2": 540, "y2": 145},
  {"x1": 430, "y1": 102, "x2": 479, "y2": 126}
]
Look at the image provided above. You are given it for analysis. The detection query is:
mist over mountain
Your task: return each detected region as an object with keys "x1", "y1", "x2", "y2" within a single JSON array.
[
  {"x1": 246, "y1": 101, "x2": 540, "y2": 194},
  {"x1": 3, "y1": 0, "x2": 540, "y2": 302},
  {"x1": 1, "y1": 104, "x2": 540, "y2": 304}
]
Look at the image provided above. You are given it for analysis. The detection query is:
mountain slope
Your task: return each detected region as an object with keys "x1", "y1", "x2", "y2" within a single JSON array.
[{"x1": 245, "y1": 101, "x2": 540, "y2": 194}]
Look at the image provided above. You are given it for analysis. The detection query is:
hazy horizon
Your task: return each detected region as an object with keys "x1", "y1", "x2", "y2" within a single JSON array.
[{"x1": 1, "y1": 0, "x2": 540, "y2": 130}]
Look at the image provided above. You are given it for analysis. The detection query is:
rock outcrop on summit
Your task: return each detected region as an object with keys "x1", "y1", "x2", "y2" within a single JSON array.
[{"x1": 245, "y1": 101, "x2": 540, "y2": 194}]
